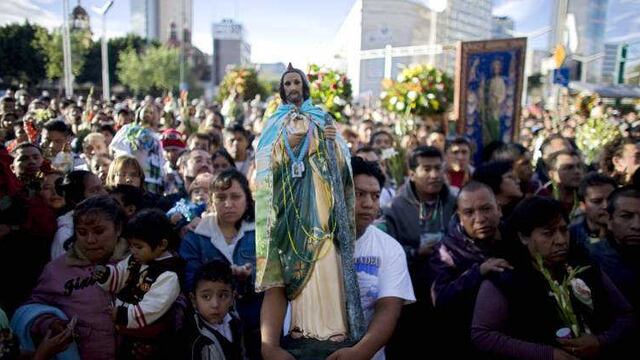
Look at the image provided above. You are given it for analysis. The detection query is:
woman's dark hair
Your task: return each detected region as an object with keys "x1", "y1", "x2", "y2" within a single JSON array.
[
  {"x1": 369, "y1": 130, "x2": 394, "y2": 147},
  {"x1": 60, "y1": 170, "x2": 94, "y2": 211},
  {"x1": 507, "y1": 196, "x2": 568, "y2": 238},
  {"x1": 481, "y1": 140, "x2": 505, "y2": 163},
  {"x1": 192, "y1": 260, "x2": 234, "y2": 292},
  {"x1": 491, "y1": 143, "x2": 527, "y2": 162},
  {"x1": 212, "y1": 148, "x2": 236, "y2": 168},
  {"x1": 123, "y1": 208, "x2": 178, "y2": 250},
  {"x1": 73, "y1": 195, "x2": 126, "y2": 232},
  {"x1": 279, "y1": 67, "x2": 310, "y2": 104},
  {"x1": 472, "y1": 160, "x2": 513, "y2": 195},
  {"x1": 210, "y1": 168, "x2": 255, "y2": 226}
]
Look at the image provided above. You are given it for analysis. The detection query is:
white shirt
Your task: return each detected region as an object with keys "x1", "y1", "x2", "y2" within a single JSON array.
[{"x1": 354, "y1": 225, "x2": 416, "y2": 360}]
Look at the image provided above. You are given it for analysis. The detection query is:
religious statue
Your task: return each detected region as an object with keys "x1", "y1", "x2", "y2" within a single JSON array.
[
  {"x1": 255, "y1": 64, "x2": 361, "y2": 359},
  {"x1": 476, "y1": 58, "x2": 506, "y2": 145}
]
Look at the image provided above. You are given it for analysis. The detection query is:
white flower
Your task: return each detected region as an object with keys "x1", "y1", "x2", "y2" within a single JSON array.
[
  {"x1": 427, "y1": 93, "x2": 435, "y2": 100},
  {"x1": 380, "y1": 91, "x2": 388, "y2": 99},
  {"x1": 390, "y1": 96, "x2": 398, "y2": 105},
  {"x1": 570, "y1": 278, "x2": 593, "y2": 309},
  {"x1": 407, "y1": 91, "x2": 418, "y2": 100},
  {"x1": 381, "y1": 147, "x2": 398, "y2": 160},
  {"x1": 395, "y1": 101, "x2": 405, "y2": 111}
]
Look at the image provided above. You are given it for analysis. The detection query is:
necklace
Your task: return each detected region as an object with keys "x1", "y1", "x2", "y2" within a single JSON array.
[
  {"x1": 419, "y1": 196, "x2": 441, "y2": 228},
  {"x1": 279, "y1": 131, "x2": 336, "y2": 263},
  {"x1": 282, "y1": 119, "x2": 315, "y2": 178}
]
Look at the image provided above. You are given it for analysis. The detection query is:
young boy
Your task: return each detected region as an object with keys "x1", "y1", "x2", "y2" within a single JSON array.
[
  {"x1": 179, "y1": 260, "x2": 245, "y2": 360},
  {"x1": 166, "y1": 172, "x2": 212, "y2": 232},
  {"x1": 94, "y1": 209, "x2": 183, "y2": 358}
]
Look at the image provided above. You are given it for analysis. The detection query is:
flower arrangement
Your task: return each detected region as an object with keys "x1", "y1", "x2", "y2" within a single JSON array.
[
  {"x1": 217, "y1": 66, "x2": 267, "y2": 103},
  {"x1": 575, "y1": 117, "x2": 621, "y2": 165},
  {"x1": 262, "y1": 94, "x2": 282, "y2": 122},
  {"x1": 575, "y1": 92, "x2": 599, "y2": 117},
  {"x1": 379, "y1": 64, "x2": 453, "y2": 118},
  {"x1": 307, "y1": 64, "x2": 352, "y2": 122},
  {"x1": 534, "y1": 254, "x2": 591, "y2": 337}
]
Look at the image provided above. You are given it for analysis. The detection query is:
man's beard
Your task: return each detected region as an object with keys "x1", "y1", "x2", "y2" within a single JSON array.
[{"x1": 286, "y1": 91, "x2": 301, "y2": 104}]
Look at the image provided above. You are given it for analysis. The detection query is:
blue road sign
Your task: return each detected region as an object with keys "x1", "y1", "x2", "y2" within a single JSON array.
[{"x1": 553, "y1": 68, "x2": 570, "y2": 87}]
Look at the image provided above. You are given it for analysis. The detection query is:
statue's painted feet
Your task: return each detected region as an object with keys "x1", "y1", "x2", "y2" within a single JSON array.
[{"x1": 328, "y1": 334, "x2": 346, "y2": 342}]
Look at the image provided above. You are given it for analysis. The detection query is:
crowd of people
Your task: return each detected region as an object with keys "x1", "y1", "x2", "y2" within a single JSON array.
[{"x1": 0, "y1": 81, "x2": 639, "y2": 360}]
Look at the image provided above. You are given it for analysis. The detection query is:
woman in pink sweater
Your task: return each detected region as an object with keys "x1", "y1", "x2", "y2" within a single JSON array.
[{"x1": 27, "y1": 196, "x2": 128, "y2": 360}]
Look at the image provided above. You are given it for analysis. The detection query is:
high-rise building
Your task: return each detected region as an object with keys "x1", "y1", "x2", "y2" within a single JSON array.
[
  {"x1": 333, "y1": 0, "x2": 492, "y2": 96},
  {"x1": 131, "y1": 0, "x2": 158, "y2": 40},
  {"x1": 549, "y1": 0, "x2": 609, "y2": 83},
  {"x1": 492, "y1": 16, "x2": 514, "y2": 39},
  {"x1": 131, "y1": 0, "x2": 192, "y2": 44},
  {"x1": 601, "y1": 42, "x2": 623, "y2": 84},
  {"x1": 212, "y1": 19, "x2": 251, "y2": 85}
]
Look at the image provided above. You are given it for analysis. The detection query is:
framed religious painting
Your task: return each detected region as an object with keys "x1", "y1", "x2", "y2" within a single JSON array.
[{"x1": 454, "y1": 37, "x2": 527, "y2": 164}]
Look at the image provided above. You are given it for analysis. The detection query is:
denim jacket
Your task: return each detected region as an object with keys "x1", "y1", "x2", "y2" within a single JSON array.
[{"x1": 179, "y1": 215, "x2": 256, "y2": 292}]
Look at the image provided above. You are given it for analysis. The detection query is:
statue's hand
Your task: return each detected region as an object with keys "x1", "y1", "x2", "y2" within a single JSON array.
[
  {"x1": 231, "y1": 263, "x2": 253, "y2": 281},
  {"x1": 287, "y1": 132, "x2": 305, "y2": 148},
  {"x1": 324, "y1": 124, "x2": 337, "y2": 141}
]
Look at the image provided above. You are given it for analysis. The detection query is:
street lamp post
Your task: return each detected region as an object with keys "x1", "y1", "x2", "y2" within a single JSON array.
[
  {"x1": 426, "y1": 0, "x2": 448, "y2": 66},
  {"x1": 62, "y1": 0, "x2": 73, "y2": 98},
  {"x1": 92, "y1": 1, "x2": 114, "y2": 101}
]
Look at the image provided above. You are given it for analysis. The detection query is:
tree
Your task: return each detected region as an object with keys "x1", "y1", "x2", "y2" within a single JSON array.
[
  {"x1": 33, "y1": 27, "x2": 92, "y2": 80},
  {"x1": 77, "y1": 33, "x2": 152, "y2": 86},
  {"x1": 117, "y1": 45, "x2": 181, "y2": 94},
  {"x1": 0, "y1": 21, "x2": 46, "y2": 85}
]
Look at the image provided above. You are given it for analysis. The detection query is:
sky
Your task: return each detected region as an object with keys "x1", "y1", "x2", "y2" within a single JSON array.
[{"x1": 1, "y1": 0, "x2": 639, "y2": 67}]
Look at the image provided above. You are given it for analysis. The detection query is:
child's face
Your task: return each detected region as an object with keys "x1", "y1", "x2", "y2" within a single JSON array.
[
  {"x1": 128, "y1": 238, "x2": 165, "y2": 264},
  {"x1": 191, "y1": 280, "x2": 233, "y2": 325},
  {"x1": 191, "y1": 187, "x2": 209, "y2": 205}
]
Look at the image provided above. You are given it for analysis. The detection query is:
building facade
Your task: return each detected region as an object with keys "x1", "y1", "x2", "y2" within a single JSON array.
[
  {"x1": 211, "y1": 19, "x2": 251, "y2": 85},
  {"x1": 492, "y1": 16, "x2": 514, "y2": 39},
  {"x1": 601, "y1": 42, "x2": 622, "y2": 84},
  {"x1": 549, "y1": 0, "x2": 609, "y2": 83},
  {"x1": 333, "y1": 0, "x2": 492, "y2": 96},
  {"x1": 131, "y1": 0, "x2": 192, "y2": 44}
]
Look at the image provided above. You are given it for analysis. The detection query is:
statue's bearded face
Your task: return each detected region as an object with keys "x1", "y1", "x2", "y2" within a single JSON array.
[{"x1": 283, "y1": 72, "x2": 303, "y2": 105}]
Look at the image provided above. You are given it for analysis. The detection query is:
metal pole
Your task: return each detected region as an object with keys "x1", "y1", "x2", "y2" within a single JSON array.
[
  {"x1": 62, "y1": 0, "x2": 73, "y2": 98},
  {"x1": 179, "y1": 0, "x2": 187, "y2": 91},
  {"x1": 384, "y1": 44, "x2": 392, "y2": 79},
  {"x1": 101, "y1": 12, "x2": 110, "y2": 101},
  {"x1": 429, "y1": 10, "x2": 437, "y2": 65}
]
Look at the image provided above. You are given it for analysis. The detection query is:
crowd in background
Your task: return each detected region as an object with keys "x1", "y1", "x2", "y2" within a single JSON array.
[{"x1": 0, "y1": 85, "x2": 639, "y2": 360}]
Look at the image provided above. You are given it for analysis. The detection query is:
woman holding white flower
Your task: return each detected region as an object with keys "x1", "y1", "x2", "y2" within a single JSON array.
[{"x1": 471, "y1": 196, "x2": 634, "y2": 360}]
